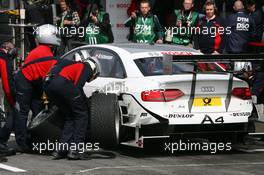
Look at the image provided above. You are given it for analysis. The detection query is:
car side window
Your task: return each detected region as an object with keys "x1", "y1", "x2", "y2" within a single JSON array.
[
  {"x1": 92, "y1": 49, "x2": 125, "y2": 78},
  {"x1": 62, "y1": 48, "x2": 93, "y2": 61}
]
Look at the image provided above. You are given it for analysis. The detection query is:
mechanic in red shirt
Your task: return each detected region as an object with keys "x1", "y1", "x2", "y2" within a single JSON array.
[
  {"x1": 14, "y1": 24, "x2": 61, "y2": 152},
  {"x1": 23, "y1": 44, "x2": 53, "y2": 64},
  {"x1": 0, "y1": 42, "x2": 18, "y2": 155},
  {"x1": 43, "y1": 56, "x2": 100, "y2": 160}
]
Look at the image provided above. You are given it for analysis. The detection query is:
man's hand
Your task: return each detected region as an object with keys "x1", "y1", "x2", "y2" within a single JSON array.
[
  {"x1": 90, "y1": 14, "x2": 98, "y2": 23},
  {"x1": 156, "y1": 39, "x2": 163, "y2": 44},
  {"x1": 176, "y1": 20, "x2": 182, "y2": 27},
  {"x1": 64, "y1": 20, "x2": 72, "y2": 25},
  {"x1": 212, "y1": 51, "x2": 220, "y2": 55},
  {"x1": 131, "y1": 12, "x2": 137, "y2": 19},
  {"x1": 54, "y1": 16, "x2": 60, "y2": 22}
]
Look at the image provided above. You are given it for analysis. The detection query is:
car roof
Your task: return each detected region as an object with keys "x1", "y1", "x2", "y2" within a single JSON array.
[
  {"x1": 72, "y1": 43, "x2": 200, "y2": 57},
  {"x1": 108, "y1": 43, "x2": 200, "y2": 54},
  {"x1": 67, "y1": 43, "x2": 202, "y2": 77}
]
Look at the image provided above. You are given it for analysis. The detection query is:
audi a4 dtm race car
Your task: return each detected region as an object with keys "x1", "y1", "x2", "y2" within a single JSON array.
[{"x1": 28, "y1": 43, "x2": 255, "y2": 149}]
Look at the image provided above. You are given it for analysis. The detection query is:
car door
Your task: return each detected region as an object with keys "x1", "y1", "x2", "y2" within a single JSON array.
[{"x1": 83, "y1": 48, "x2": 127, "y2": 97}]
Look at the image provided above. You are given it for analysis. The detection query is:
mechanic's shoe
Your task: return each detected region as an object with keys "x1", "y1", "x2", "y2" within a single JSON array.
[
  {"x1": 0, "y1": 143, "x2": 16, "y2": 156},
  {"x1": 52, "y1": 150, "x2": 68, "y2": 160},
  {"x1": 67, "y1": 150, "x2": 83, "y2": 160},
  {"x1": 0, "y1": 155, "x2": 7, "y2": 162}
]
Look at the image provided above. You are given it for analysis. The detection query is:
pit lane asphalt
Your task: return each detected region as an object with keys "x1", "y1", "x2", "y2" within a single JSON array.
[
  {"x1": 1, "y1": 134, "x2": 264, "y2": 175},
  {"x1": 1, "y1": 123, "x2": 264, "y2": 175}
]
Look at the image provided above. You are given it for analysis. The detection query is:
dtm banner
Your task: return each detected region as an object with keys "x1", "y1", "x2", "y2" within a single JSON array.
[{"x1": 106, "y1": 0, "x2": 130, "y2": 42}]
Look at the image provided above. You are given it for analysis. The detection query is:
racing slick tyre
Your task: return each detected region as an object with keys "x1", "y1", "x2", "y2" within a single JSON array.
[
  {"x1": 90, "y1": 93, "x2": 121, "y2": 149},
  {"x1": 26, "y1": 105, "x2": 64, "y2": 150}
]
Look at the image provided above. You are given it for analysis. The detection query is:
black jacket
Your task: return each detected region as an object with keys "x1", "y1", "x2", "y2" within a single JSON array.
[
  {"x1": 0, "y1": 49, "x2": 16, "y2": 106},
  {"x1": 226, "y1": 11, "x2": 256, "y2": 53},
  {"x1": 249, "y1": 9, "x2": 264, "y2": 42},
  {"x1": 198, "y1": 16, "x2": 226, "y2": 54}
]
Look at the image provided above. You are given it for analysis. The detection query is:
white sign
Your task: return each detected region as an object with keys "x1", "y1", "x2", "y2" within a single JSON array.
[{"x1": 106, "y1": 0, "x2": 130, "y2": 42}]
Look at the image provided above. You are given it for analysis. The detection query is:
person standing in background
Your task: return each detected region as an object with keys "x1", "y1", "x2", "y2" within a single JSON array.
[
  {"x1": 124, "y1": 0, "x2": 164, "y2": 44},
  {"x1": 198, "y1": 0, "x2": 226, "y2": 54},
  {"x1": 84, "y1": 4, "x2": 114, "y2": 45},
  {"x1": 54, "y1": 0, "x2": 80, "y2": 55},
  {"x1": 0, "y1": 42, "x2": 18, "y2": 156},
  {"x1": 246, "y1": 0, "x2": 263, "y2": 42},
  {"x1": 225, "y1": 0, "x2": 256, "y2": 54},
  {"x1": 169, "y1": 0, "x2": 199, "y2": 46}
]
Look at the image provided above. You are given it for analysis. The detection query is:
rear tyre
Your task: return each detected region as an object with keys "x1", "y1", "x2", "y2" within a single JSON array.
[{"x1": 90, "y1": 93, "x2": 121, "y2": 149}]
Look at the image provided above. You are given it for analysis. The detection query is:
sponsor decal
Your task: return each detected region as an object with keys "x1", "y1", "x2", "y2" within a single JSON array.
[
  {"x1": 201, "y1": 115, "x2": 224, "y2": 124},
  {"x1": 202, "y1": 97, "x2": 212, "y2": 106},
  {"x1": 116, "y1": 3, "x2": 130, "y2": 8},
  {"x1": 148, "y1": 52, "x2": 160, "y2": 56},
  {"x1": 135, "y1": 24, "x2": 152, "y2": 35},
  {"x1": 116, "y1": 23, "x2": 125, "y2": 28},
  {"x1": 201, "y1": 86, "x2": 215, "y2": 93},
  {"x1": 193, "y1": 97, "x2": 222, "y2": 107},
  {"x1": 236, "y1": 17, "x2": 250, "y2": 31},
  {"x1": 140, "y1": 113, "x2": 148, "y2": 118},
  {"x1": 233, "y1": 112, "x2": 251, "y2": 117},
  {"x1": 161, "y1": 51, "x2": 193, "y2": 55},
  {"x1": 166, "y1": 114, "x2": 194, "y2": 118}
]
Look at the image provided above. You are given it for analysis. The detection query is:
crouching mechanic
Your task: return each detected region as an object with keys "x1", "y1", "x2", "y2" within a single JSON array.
[
  {"x1": 14, "y1": 24, "x2": 60, "y2": 152},
  {"x1": 0, "y1": 42, "x2": 18, "y2": 155},
  {"x1": 43, "y1": 57, "x2": 100, "y2": 160}
]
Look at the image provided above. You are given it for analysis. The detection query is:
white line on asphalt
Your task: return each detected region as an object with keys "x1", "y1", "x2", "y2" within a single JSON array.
[
  {"x1": 234, "y1": 148, "x2": 264, "y2": 153},
  {"x1": 249, "y1": 132, "x2": 264, "y2": 135},
  {"x1": 0, "y1": 163, "x2": 26, "y2": 173},
  {"x1": 78, "y1": 162, "x2": 264, "y2": 173}
]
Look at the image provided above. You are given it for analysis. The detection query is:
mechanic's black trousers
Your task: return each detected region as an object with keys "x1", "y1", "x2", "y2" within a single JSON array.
[
  {"x1": 0, "y1": 106, "x2": 19, "y2": 144},
  {"x1": 44, "y1": 76, "x2": 89, "y2": 148},
  {"x1": 14, "y1": 72, "x2": 43, "y2": 147}
]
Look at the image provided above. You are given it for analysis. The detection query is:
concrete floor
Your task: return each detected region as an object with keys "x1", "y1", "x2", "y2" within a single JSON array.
[{"x1": 1, "y1": 144, "x2": 264, "y2": 175}]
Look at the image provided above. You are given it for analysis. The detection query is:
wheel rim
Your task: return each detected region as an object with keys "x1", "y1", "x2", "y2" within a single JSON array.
[{"x1": 114, "y1": 102, "x2": 120, "y2": 143}]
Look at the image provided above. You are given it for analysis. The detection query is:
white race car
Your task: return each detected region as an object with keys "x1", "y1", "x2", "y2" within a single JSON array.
[{"x1": 29, "y1": 43, "x2": 254, "y2": 149}]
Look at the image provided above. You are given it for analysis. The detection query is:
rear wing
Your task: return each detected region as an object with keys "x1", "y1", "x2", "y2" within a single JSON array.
[
  {"x1": 163, "y1": 53, "x2": 264, "y2": 112},
  {"x1": 170, "y1": 53, "x2": 264, "y2": 62}
]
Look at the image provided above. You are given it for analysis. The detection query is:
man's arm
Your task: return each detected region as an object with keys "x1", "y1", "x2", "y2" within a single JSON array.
[
  {"x1": 95, "y1": 13, "x2": 111, "y2": 32},
  {"x1": 124, "y1": 16, "x2": 135, "y2": 27},
  {"x1": 64, "y1": 11, "x2": 81, "y2": 26},
  {"x1": 249, "y1": 16, "x2": 256, "y2": 41},
  {"x1": 0, "y1": 58, "x2": 15, "y2": 107},
  {"x1": 71, "y1": 11, "x2": 81, "y2": 26},
  {"x1": 217, "y1": 18, "x2": 227, "y2": 54},
  {"x1": 153, "y1": 15, "x2": 164, "y2": 43}
]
